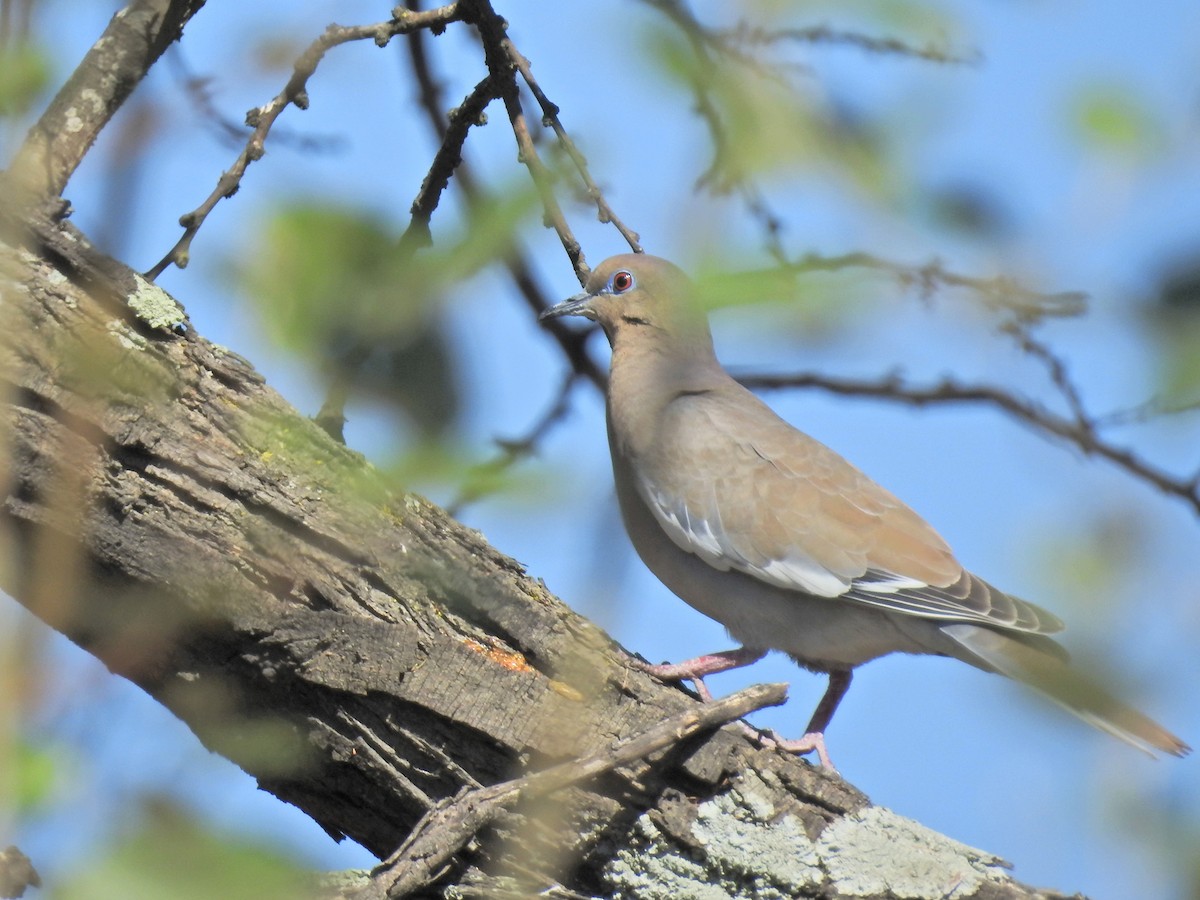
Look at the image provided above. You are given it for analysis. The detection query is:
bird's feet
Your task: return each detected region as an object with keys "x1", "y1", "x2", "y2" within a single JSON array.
[
  {"x1": 631, "y1": 647, "x2": 768, "y2": 734},
  {"x1": 630, "y1": 647, "x2": 767, "y2": 686},
  {"x1": 757, "y1": 728, "x2": 838, "y2": 773}
]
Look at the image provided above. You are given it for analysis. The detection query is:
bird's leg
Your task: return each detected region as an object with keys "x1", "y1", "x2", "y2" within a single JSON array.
[
  {"x1": 632, "y1": 646, "x2": 766, "y2": 701},
  {"x1": 770, "y1": 669, "x2": 852, "y2": 771}
]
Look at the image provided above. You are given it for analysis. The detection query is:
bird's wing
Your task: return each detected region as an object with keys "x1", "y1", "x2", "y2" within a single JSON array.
[{"x1": 633, "y1": 387, "x2": 1063, "y2": 635}]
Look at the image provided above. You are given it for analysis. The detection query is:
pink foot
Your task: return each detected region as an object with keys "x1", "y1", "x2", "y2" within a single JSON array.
[
  {"x1": 632, "y1": 647, "x2": 767, "y2": 735},
  {"x1": 769, "y1": 730, "x2": 838, "y2": 772},
  {"x1": 632, "y1": 647, "x2": 766, "y2": 683}
]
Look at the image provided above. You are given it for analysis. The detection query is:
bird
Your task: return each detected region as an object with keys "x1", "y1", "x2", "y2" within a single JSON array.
[{"x1": 540, "y1": 253, "x2": 1189, "y2": 770}]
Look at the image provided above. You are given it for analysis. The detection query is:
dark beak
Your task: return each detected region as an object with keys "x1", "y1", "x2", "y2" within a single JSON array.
[{"x1": 539, "y1": 291, "x2": 596, "y2": 322}]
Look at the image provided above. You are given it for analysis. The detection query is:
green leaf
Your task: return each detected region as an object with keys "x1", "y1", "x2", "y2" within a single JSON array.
[
  {"x1": 690, "y1": 257, "x2": 879, "y2": 341},
  {"x1": 1070, "y1": 86, "x2": 1161, "y2": 157},
  {"x1": 1147, "y1": 260, "x2": 1200, "y2": 405},
  {"x1": 11, "y1": 739, "x2": 68, "y2": 813},
  {"x1": 232, "y1": 187, "x2": 540, "y2": 440},
  {"x1": 233, "y1": 204, "x2": 459, "y2": 437},
  {"x1": 0, "y1": 44, "x2": 50, "y2": 117},
  {"x1": 59, "y1": 797, "x2": 316, "y2": 900},
  {"x1": 646, "y1": 23, "x2": 890, "y2": 194}
]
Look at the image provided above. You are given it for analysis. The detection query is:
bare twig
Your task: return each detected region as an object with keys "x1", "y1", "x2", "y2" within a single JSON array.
[
  {"x1": 463, "y1": 0, "x2": 585, "y2": 281},
  {"x1": 400, "y1": 75, "x2": 500, "y2": 254},
  {"x1": 790, "y1": 251, "x2": 1087, "y2": 322},
  {"x1": 738, "y1": 370, "x2": 1200, "y2": 517},
  {"x1": 144, "y1": 4, "x2": 465, "y2": 280},
  {"x1": 742, "y1": 186, "x2": 790, "y2": 264},
  {"x1": 320, "y1": 0, "x2": 616, "y2": 443},
  {"x1": 1000, "y1": 320, "x2": 1090, "y2": 425},
  {"x1": 356, "y1": 682, "x2": 788, "y2": 899},
  {"x1": 719, "y1": 22, "x2": 979, "y2": 66},
  {"x1": 1093, "y1": 396, "x2": 1200, "y2": 428},
  {"x1": 640, "y1": 0, "x2": 735, "y2": 193},
  {"x1": 166, "y1": 51, "x2": 346, "y2": 153},
  {"x1": 502, "y1": 39, "x2": 643, "y2": 254},
  {"x1": 403, "y1": 3, "x2": 607, "y2": 389}
]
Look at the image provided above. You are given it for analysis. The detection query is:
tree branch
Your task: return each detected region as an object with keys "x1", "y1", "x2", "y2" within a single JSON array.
[
  {"x1": 0, "y1": 199, "x2": 1073, "y2": 900},
  {"x1": 501, "y1": 37, "x2": 642, "y2": 255},
  {"x1": 402, "y1": 3, "x2": 607, "y2": 388},
  {"x1": 144, "y1": 3, "x2": 466, "y2": 279},
  {"x1": 5, "y1": 0, "x2": 206, "y2": 202},
  {"x1": 716, "y1": 21, "x2": 979, "y2": 66},
  {"x1": 740, "y1": 369, "x2": 1200, "y2": 517},
  {"x1": 362, "y1": 683, "x2": 787, "y2": 899},
  {"x1": 791, "y1": 251, "x2": 1087, "y2": 322}
]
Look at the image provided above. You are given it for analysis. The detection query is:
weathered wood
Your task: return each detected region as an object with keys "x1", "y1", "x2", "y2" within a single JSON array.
[{"x1": 0, "y1": 208, "x2": 1075, "y2": 898}]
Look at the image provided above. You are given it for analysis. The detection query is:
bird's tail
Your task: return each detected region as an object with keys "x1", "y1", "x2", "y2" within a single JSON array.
[{"x1": 941, "y1": 623, "x2": 1190, "y2": 757}]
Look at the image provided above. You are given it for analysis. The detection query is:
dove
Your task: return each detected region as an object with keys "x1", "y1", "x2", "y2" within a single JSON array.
[{"x1": 540, "y1": 253, "x2": 1189, "y2": 769}]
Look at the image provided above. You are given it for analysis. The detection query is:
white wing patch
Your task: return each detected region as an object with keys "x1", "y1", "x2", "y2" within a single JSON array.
[
  {"x1": 637, "y1": 468, "x2": 1058, "y2": 634},
  {"x1": 851, "y1": 571, "x2": 927, "y2": 592},
  {"x1": 639, "y1": 474, "x2": 850, "y2": 597}
]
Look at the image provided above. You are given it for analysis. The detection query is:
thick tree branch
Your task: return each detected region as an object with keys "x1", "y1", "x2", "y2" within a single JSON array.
[
  {"x1": 0, "y1": 202, "x2": 1072, "y2": 899},
  {"x1": 362, "y1": 683, "x2": 787, "y2": 899}
]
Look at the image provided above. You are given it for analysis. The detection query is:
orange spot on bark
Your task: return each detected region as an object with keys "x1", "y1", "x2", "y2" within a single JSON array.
[{"x1": 462, "y1": 637, "x2": 535, "y2": 674}]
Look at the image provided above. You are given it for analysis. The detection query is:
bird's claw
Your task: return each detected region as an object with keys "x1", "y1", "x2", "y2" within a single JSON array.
[{"x1": 756, "y1": 727, "x2": 839, "y2": 773}]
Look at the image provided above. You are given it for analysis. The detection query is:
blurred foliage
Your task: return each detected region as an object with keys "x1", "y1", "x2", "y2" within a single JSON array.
[
  {"x1": 251, "y1": 34, "x2": 310, "y2": 73},
  {"x1": 647, "y1": 22, "x2": 891, "y2": 196},
  {"x1": 1108, "y1": 770, "x2": 1200, "y2": 900},
  {"x1": 10, "y1": 738, "x2": 66, "y2": 815},
  {"x1": 0, "y1": 43, "x2": 50, "y2": 118},
  {"x1": 234, "y1": 203, "x2": 460, "y2": 439},
  {"x1": 1148, "y1": 255, "x2": 1200, "y2": 404},
  {"x1": 57, "y1": 797, "x2": 316, "y2": 900},
  {"x1": 234, "y1": 187, "x2": 540, "y2": 442},
  {"x1": 922, "y1": 182, "x2": 1012, "y2": 241},
  {"x1": 381, "y1": 439, "x2": 572, "y2": 513},
  {"x1": 692, "y1": 258, "x2": 877, "y2": 340},
  {"x1": 1026, "y1": 506, "x2": 1147, "y2": 626},
  {"x1": 1070, "y1": 84, "x2": 1162, "y2": 159}
]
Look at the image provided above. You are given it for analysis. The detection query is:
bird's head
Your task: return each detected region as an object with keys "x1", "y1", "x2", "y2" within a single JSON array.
[{"x1": 539, "y1": 254, "x2": 711, "y2": 348}]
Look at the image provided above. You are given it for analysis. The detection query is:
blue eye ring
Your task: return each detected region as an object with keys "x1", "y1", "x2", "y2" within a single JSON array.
[{"x1": 610, "y1": 270, "x2": 635, "y2": 294}]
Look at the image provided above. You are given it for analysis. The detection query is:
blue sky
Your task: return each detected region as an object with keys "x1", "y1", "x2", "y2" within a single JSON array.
[{"x1": 4, "y1": 1, "x2": 1200, "y2": 897}]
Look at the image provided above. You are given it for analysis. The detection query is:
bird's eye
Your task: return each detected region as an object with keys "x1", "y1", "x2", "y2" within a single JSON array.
[{"x1": 610, "y1": 270, "x2": 635, "y2": 294}]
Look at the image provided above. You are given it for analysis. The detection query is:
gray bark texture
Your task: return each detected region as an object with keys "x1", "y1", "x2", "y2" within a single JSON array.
[{"x1": 0, "y1": 205, "x2": 1080, "y2": 898}]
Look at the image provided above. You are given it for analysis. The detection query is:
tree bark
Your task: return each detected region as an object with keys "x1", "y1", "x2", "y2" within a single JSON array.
[{"x1": 0, "y1": 205, "x2": 1076, "y2": 898}]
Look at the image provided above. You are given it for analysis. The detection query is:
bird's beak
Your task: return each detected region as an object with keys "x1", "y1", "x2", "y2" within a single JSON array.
[{"x1": 539, "y1": 290, "x2": 597, "y2": 322}]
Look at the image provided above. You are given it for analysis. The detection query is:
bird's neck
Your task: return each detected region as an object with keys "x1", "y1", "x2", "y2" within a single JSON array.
[
  {"x1": 606, "y1": 327, "x2": 725, "y2": 454},
  {"x1": 610, "y1": 321, "x2": 720, "y2": 385}
]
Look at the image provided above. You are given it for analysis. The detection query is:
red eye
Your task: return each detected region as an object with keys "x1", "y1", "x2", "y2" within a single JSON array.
[{"x1": 611, "y1": 271, "x2": 634, "y2": 293}]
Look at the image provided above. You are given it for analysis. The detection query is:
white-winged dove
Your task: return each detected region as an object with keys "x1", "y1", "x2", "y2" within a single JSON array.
[{"x1": 541, "y1": 253, "x2": 1189, "y2": 769}]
